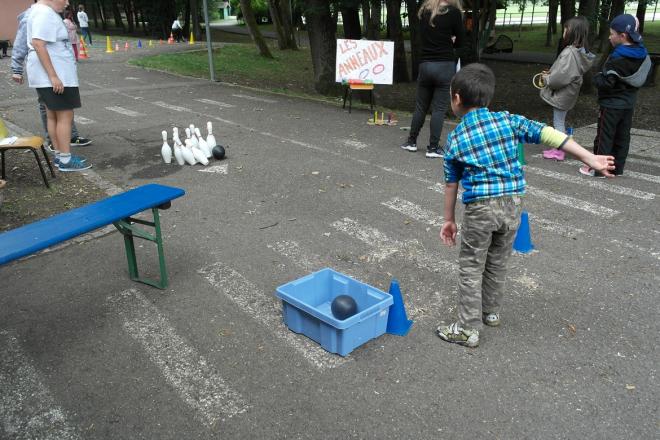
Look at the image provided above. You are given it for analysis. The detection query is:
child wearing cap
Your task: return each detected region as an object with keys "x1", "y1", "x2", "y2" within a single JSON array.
[{"x1": 580, "y1": 14, "x2": 651, "y2": 177}]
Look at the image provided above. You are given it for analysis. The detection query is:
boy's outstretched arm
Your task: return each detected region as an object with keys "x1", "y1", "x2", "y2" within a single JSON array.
[
  {"x1": 440, "y1": 183, "x2": 459, "y2": 246},
  {"x1": 541, "y1": 127, "x2": 616, "y2": 177}
]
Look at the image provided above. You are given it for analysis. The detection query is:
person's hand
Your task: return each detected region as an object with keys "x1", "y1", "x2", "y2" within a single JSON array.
[
  {"x1": 440, "y1": 221, "x2": 458, "y2": 246},
  {"x1": 50, "y1": 75, "x2": 64, "y2": 94},
  {"x1": 11, "y1": 74, "x2": 23, "y2": 84},
  {"x1": 585, "y1": 154, "x2": 616, "y2": 177}
]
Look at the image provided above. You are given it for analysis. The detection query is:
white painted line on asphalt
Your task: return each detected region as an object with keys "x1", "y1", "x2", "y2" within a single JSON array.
[
  {"x1": 331, "y1": 218, "x2": 405, "y2": 262},
  {"x1": 198, "y1": 263, "x2": 348, "y2": 369},
  {"x1": 152, "y1": 101, "x2": 193, "y2": 113},
  {"x1": 610, "y1": 239, "x2": 660, "y2": 261},
  {"x1": 531, "y1": 154, "x2": 660, "y2": 184},
  {"x1": 108, "y1": 289, "x2": 249, "y2": 425},
  {"x1": 195, "y1": 98, "x2": 236, "y2": 108},
  {"x1": 73, "y1": 115, "x2": 94, "y2": 125},
  {"x1": 105, "y1": 106, "x2": 142, "y2": 117},
  {"x1": 381, "y1": 197, "x2": 443, "y2": 227},
  {"x1": 527, "y1": 186, "x2": 619, "y2": 218},
  {"x1": 0, "y1": 330, "x2": 82, "y2": 439},
  {"x1": 527, "y1": 213, "x2": 584, "y2": 238},
  {"x1": 339, "y1": 139, "x2": 368, "y2": 150},
  {"x1": 526, "y1": 166, "x2": 655, "y2": 200},
  {"x1": 231, "y1": 94, "x2": 277, "y2": 103},
  {"x1": 198, "y1": 164, "x2": 228, "y2": 174},
  {"x1": 267, "y1": 240, "x2": 326, "y2": 273}
]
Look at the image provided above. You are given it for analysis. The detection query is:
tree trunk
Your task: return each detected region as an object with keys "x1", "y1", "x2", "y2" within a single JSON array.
[
  {"x1": 385, "y1": 0, "x2": 409, "y2": 82},
  {"x1": 405, "y1": 0, "x2": 421, "y2": 80},
  {"x1": 367, "y1": 0, "x2": 381, "y2": 40},
  {"x1": 361, "y1": 0, "x2": 370, "y2": 36},
  {"x1": 124, "y1": 1, "x2": 135, "y2": 34},
  {"x1": 303, "y1": 0, "x2": 337, "y2": 94},
  {"x1": 341, "y1": 3, "x2": 363, "y2": 39},
  {"x1": 183, "y1": 0, "x2": 191, "y2": 38},
  {"x1": 91, "y1": 1, "x2": 99, "y2": 28},
  {"x1": 239, "y1": 0, "x2": 274, "y2": 57},
  {"x1": 560, "y1": 0, "x2": 575, "y2": 25},
  {"x1": 636, "y1": 0, "x2": 647, "y2": 32},
  {"x1": 268, "y1": 0, "x2": 298, "y2": 49},
  {"x1": 112, "y1": 1, "x2": 125, "y2": 30},
  {"x1": 578, "y1": 0, "x2": 598, "y2": 36},
  {"x1": 545, "y1": 0, "x2": 559, "y2": 47},
  {"x1": 191, "y1": 0, "x2": 201, "y2": 41}
]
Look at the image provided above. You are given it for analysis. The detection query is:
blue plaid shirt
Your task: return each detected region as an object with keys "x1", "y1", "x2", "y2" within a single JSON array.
[{"x1": 444, "y1": 108, "x2": 545, "y2": 204}]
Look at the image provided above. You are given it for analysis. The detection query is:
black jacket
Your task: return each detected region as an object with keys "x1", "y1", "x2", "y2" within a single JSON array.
[{"x1": 594, "y1": 45, "x2": 652, "y2": 109}]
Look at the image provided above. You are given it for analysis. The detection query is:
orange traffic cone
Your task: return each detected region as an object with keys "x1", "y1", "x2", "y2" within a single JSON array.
[
  {"x1": 78, "y1": 36, "x2": 89, "y2": 59},
  {"x1": 124, "y1": 41, "x2": 129, "y2": 51},
  {"x1": 168, "y1": 32, "x2": 174, "y2": 44}
]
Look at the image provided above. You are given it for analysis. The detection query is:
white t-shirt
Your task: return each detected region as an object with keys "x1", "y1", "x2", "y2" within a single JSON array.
[
  {"x1": 26, "y1": 4, "x2": 78, "y2": 88},
  {"x1": 77, "y1": 10, "x2": 89, "y2": 28}
]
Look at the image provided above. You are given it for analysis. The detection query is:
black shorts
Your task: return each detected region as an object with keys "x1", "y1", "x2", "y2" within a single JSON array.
[{"x1": 36, "y1": 87, "x2": 81, "y2": 111}]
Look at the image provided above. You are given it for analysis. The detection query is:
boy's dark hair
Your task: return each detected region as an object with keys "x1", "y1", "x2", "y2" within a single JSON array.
[
  {"x1": 563, "y1": 16, "x2": 590, "y2": 51},
  {"x1": 451, "y1": 63, "x2": 495, "y2": 108}
]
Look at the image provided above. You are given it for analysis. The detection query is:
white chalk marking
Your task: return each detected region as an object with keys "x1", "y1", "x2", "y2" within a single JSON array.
[
  {"x1": 198, "y1": 263, "x2": 347, "y2": 369},
  {"x1": 152, "y1": 101, "x2": 193, "y2": 113},
  {"x1": 381, "y1": 197, "x2": 443, "y2": 227},
  {"x1": 0, "y1": 330, "x2": 82, "y2": 439},
  {"x1": 267, "y1": 241, "x2": 325, "y2": 273},
  {"x1": 195, "y1": 98, "x2": 236, "y2": 108},
  {"x1": 73, "y1": 115, "x2": 94, "y2": 125},
  {"x1": 105, "y1": 106, "x2": 142, "y2": 117},
  {"x1": 526, "y1": 166, "x2": 655, "y2": 200},
  {"x1": 108, "y1": 289, "x2": 248, "y2": 425},
  {"x1": 532, "y1": 155, "x2": 660, "y2": 184},
  {"x1": 340, "y1": 139, "x2": 368, "y2": 150},
  {"x1": 331, "y1": 218, "x2": 405, "y2": 262},
  {"x1": 527, "y1": 185, "x2": 619, "y2": 218},
  {"x1": 231, "y1": 94, "x2": 277, "y2": 103},
  {"x1": 527, "y1": 213, "x2": 584, "y2": 238},
  {"x1": 124, "y1": 76, "x2": 141, "y2": 80},
  {"x1": 198, "y1": 164, "x2": 228, "y2": 174}
]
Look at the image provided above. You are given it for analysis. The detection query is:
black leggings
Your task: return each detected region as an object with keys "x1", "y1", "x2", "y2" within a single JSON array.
[{"x1": 593, "y1": 107, "x2": 633, "y2": 175}]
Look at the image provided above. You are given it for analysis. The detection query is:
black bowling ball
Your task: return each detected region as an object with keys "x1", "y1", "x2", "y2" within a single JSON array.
[
  {"x1": 331, "y1": 295, "x2": 358, "y2": 320},
  {"x1": 212, "y1": 145, "x2": 226, "y2": 160}
]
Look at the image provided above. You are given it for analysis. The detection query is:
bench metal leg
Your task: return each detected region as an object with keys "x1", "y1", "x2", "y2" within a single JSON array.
[
  {"x1": 342, "y1": 86, "x2": 349, "y2": 110},
  {"x1": 41, "y1": 146, "x2": 56, "y2": 177},
  {"x1": 1, "y1": 150, "x2": 5, "y2": 180},
  {"x1": 31, "y1": 149, "x2": 50, "y2": 188},
  {"x1": 113, "y1": 207, "x2": 169, "y2": 289}
]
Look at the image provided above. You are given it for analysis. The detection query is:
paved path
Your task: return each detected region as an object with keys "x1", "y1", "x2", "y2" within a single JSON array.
[{"x1": 0, "y1": 42, "x2": 658, "y2": 439}]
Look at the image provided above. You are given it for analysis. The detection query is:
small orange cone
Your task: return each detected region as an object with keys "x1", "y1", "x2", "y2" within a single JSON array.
[
  {"x1": 159, "y1": 38, "x2": 163, "y2": 45},
  {"x1": 124, "y1": 41, "x2": 129, "y2": 51},
  {"x1": 168, "y1": 32, "x2": 174, "y2": 44},
  {"x1": 78, "y1": 36, "x2": 89, "y2": 59},
  {"x1": 115, "y1": 42, "x2": 119, "y2": 51}
]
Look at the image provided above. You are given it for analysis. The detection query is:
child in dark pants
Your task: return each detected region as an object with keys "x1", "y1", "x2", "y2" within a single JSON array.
[
  {"x1": 436, "y1": 64, "x2": 615, "y2": 348},
  {"x1": 579, "y1": 14, "x2": 651, "y2": 177}
]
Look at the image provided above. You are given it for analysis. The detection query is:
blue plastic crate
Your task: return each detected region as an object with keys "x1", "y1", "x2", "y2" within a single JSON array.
[{"x1": 275, "y1": 268, "x2": 393, "y2": 356}]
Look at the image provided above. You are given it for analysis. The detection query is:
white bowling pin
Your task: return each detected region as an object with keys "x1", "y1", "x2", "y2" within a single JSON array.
[
  {"x1": 172, "y1": 127, "x2": 185, "y2": 165},
  {"x1": 191, "y1": 143, "x2": 209, "y2": 165},
  {"x1": 182, "y1": 139, "x2": 197, "y2": 165},
  {"x1": 186, "y1": 127, "x2": 199, "y2": 149},
  {"x1": 160, "y1": 130, "x2": 172, "y2": 164},
  {"x1": 195, "y1": 127, "x2": 211, "y2": 158},
  {"x1": 206, "y1": 121, "x2": 217, "y2": 149}
]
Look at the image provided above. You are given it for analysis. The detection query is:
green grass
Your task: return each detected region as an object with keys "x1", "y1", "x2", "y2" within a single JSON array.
[
  {"x1": 129, "y1": 44, "x2": 316, "y2": 90},
  {"x1": 495, "y1": 21, "x2": 660, "y2": 53}
]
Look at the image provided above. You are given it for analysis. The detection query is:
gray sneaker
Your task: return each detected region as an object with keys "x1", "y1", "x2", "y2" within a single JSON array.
[
  {"x1": 437, "y1": 322, "x2": 479, "y2": 347},
  {"x1": 482, "y1": 312, "x2": 500, "y2": 327}
]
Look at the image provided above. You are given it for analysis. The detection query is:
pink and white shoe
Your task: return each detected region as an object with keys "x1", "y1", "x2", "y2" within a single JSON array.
[{"x1": 542, "y1": 149, "x2": 565, "y2": 161}]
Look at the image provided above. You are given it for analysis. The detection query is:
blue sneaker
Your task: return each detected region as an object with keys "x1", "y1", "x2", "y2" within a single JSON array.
[
  {"x1": 54, "y1": 155, "x2": 87, "y2": 167},
  {"x1": 58, "y1": 156, "x2": 92, "y2": 172}
]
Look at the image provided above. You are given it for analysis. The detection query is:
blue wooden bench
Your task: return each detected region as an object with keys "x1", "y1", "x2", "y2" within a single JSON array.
[{"x1": 0, "y1": 183, "x2": 185, "y2": 289}]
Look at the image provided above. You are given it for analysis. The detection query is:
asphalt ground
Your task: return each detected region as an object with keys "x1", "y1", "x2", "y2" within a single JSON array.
[{"x1": 1, "y1": 42, "x2": 659, "y2": 439}]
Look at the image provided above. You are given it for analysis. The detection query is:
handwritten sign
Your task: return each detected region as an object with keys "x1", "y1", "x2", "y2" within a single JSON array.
[{"x1": 335, "y1": 39, "x2": 394, "y2": 85}]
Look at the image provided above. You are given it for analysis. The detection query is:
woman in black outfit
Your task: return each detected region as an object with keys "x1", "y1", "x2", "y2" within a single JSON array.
[{"x1": 401, "y1": 0, "x2": 465, "y2": 158}]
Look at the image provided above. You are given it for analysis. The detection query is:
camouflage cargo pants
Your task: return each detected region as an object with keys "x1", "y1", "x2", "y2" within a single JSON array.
[{"x1": 457, "y1": 196, "x2": 522, "y2": 330}]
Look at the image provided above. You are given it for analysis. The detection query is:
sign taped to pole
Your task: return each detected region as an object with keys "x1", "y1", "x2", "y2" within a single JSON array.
[{"x1": 335, "y1": 39, "x2": 394, "y2": 85}]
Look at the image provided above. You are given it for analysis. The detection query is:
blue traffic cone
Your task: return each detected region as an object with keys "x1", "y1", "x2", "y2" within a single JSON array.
[
  {"x1": 513, "y1": 210, "x2": 534, "y2": 253},
  {"x1": 386, "y1": 279, "x2": 413, "y2": 336},
  {"x1": 137, "y1": 39, "x2": 143, "y2": 48}
]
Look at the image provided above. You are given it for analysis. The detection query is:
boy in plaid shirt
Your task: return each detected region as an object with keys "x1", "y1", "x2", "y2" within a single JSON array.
[{"x1": 436, "y1": 64, "x2": 614, "y2": 347}]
